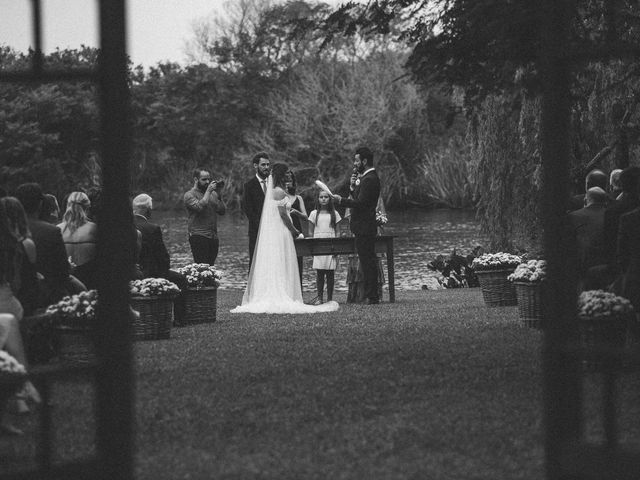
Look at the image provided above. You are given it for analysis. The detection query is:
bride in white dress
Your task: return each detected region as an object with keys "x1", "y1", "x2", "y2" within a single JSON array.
[{"x1": 231, "y1": 163, "x2": 339, "y2": 314}]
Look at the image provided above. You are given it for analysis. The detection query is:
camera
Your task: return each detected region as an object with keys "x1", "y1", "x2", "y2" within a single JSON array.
[{"x1": 214, "y1": 180, "x2": 225, "y2": 188}]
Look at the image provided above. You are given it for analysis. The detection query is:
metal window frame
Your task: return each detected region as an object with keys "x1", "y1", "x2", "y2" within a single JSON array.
[{"x1": 0, "y1": 1, "x2": 134, "y2": 479}]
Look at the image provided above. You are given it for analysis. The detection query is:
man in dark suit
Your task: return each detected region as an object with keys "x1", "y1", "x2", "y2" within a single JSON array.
[
  {"x1": 132, "y1": 193, "x2": 187, "y2": 325},
  {"x1": 242, "y1": 152, "x2": 271, "y2": 267},
  {"x1": 333, "y1": 146, "x2": 382, "y2": 305},
  {"x1": 603, "y1": 166, "x2": 640, "y2": 266},
  {"x1": 617, "y1": 206, "x2": 640, "y2": 315},
  {"x1": 15, "y1": 183, "x2": 72, "y2": 306},
  {"x1": 567, "y1": 187, "x2": 609, "y2": 291},
  {"x1": 568, "y1": 168, "x2": 608, "y2": 212}
]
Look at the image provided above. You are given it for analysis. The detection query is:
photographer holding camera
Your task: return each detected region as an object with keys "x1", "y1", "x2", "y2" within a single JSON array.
[{"x1": 183, "y1": 167, "x2": 226, "y2": 265}]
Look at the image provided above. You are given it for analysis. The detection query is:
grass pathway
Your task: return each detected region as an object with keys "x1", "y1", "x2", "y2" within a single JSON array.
[{"x1": 3, "y1": 288, "x2": 640, "y2": 479}]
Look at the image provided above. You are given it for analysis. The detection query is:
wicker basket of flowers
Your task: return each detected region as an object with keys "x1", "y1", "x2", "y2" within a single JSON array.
[
  {"x1": 46, "y1": 289, "x2": 97, "y2": 363},
  {"x1": 509, "y1": 260, "x2": 547, "y2": 328},
  {"x1": 576, "y1": 290, "x2": 634, "y2": 372},
  {"x1": 472, "y1": 253, "x2": 521, "y2": 307},
  {"x1": 175, "y1": 263, "x2": 221, "y2": 325},
  {"x1": 129, "y1": 278, "x2": 180, "y2": 340}
]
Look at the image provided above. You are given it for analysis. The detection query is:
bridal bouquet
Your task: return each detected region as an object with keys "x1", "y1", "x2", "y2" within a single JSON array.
[
  {"x1": 471, "y1": 252, "x2": 522, "y2": 271},
  {"x1": 129, "y1": 278, "x2": 180, "y2": 297},
  {"x1": 176, "y1": 263, "x2": 222, "y2": 289},
  {"x1": 46, "y1": 289, "x2": 98, "y2": 322},
  {"x1": 508, "y1": 260, "x2": 547, "y2": 283},
  {"x1": 578, "y1": 290, "x2": 634, "y2": 318}
]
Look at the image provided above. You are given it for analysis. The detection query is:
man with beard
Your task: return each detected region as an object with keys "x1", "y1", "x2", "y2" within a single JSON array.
[
  {"x1": 332, "y1": 146, "x2": 382, "y2": 305},
  {"x1": 183, "y1": 167, "x2": 226, "y2": 265},
  {"x1": 242, "y1": 152, "x2": 271, "y2": 267}
]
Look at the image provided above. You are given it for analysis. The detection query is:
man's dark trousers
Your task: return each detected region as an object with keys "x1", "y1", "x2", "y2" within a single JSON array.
[
  {"x1": 189, "y1": 234, "x2": 219, "y2": 265},
  {"x1": 355, "y1": 234, "x2": 378, "y2": 301}
]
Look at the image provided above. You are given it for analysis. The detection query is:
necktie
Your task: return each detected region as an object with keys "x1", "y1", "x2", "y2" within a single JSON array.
[{"x1": 261, "y1": 180, "x2": 266, "y2": 194}]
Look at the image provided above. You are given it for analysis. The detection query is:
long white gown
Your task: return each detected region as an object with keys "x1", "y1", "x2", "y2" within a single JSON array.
[{"x1": 231, "y1": 176, "x2": 339, "y2": 314}]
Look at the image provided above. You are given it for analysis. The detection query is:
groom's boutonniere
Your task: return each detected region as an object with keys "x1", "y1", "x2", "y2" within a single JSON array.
[{"x1": 355, "y1": 177, "x2": 361, "y2": 186}]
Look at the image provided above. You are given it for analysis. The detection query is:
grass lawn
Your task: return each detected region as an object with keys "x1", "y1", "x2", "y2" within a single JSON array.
[{"x1": 2, "y1": 288, "x2": 639, "y2": 479}]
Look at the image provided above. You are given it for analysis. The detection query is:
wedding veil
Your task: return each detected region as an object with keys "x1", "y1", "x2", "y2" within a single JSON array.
[{"x1": 240, "y1": 174, "x2": 303, "y2": 305}]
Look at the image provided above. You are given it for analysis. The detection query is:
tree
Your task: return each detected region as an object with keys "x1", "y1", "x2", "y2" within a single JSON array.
[{"x1": 0, "y1": 46, "x2": 100, "y2": 196}]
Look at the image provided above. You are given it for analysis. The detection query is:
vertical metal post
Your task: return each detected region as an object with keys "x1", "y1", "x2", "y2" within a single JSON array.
[
  {"x1": 539, "y1": 1, "x2": 583, "y2": 479},
  {"x1": 30, "y1": 0, "x2": 43, "y2": 73},
  {"x1": 95, "y1": 1, "x2": 135, "y2": 479}
]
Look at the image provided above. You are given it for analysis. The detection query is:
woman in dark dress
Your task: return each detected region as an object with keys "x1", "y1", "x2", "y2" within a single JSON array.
[
  {"x1": 1, "y1": 197, "x2": 40, "y2": 316},
  {"x1": 0, "y1": 199, "x2": 40, "y2": 430},
  {"x1": 285, "y1": 170, "x2": 308, "y2": 287}
]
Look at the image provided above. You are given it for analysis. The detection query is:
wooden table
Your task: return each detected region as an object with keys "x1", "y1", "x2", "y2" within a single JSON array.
[{"x1": 294, "y1": 235, "x2": 395, "y2": 302}]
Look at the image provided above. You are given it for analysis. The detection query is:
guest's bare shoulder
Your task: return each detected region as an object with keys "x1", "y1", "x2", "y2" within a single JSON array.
[
  {"x1": 22, "y1": 237, "x2": 37, "y2": 263},
  {"x1": 272, "y1": 187, "x2": 286, "y2": 201}
]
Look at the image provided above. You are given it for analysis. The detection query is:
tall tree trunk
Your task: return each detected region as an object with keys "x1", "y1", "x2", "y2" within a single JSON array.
[{"x1": 539, "y1": 1, "x2": 582, "y2": 479}]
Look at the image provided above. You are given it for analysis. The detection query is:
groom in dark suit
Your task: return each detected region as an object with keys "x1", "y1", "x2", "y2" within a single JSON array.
[
  {"x1": 242, "y1": 152, "x2": 271, "y2": 266},
  {"x1": 333, "y1": 146, "x2": 382, "y2": 304}
]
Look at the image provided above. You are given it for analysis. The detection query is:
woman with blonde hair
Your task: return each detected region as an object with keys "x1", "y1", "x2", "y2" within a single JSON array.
[{"x1": 57, "y1": 192, "x2": 98, "y2": 289}]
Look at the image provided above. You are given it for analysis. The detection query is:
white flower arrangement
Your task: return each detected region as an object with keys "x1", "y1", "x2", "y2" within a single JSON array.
[
  {"x1": 46, "y1": 289, "x2": 98, "y2": 322},
  {"x1": 175, "y1": 263, "x2": 222, "y2": 289},
  {"x1": 578, "y1": 290, "x2": 635, "y2": 318},
  {"x1": 129, "y1": 278, "x2": 180, "y2": 297},
  {"x1": 508, "y1": 260, "x2": 547, "y2": 283},
  {"x1": 0, "y1": 350, "x2": 27, "y2": 375},
  {"x1": 471, "y1": 252, "x2": 522, "y2": 271},
  {"x1": 376, "y1": 211, "x2": 388, "y2": 226}
]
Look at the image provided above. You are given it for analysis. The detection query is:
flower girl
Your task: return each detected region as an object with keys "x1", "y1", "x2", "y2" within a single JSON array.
[{"x1": 308, "y1": 191, "x2": 342, "y2": 304}]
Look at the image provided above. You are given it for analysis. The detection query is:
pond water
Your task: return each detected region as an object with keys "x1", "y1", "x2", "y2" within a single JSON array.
[{"x1": 154, "y1": 208, "x2": 487, "y2": 292}]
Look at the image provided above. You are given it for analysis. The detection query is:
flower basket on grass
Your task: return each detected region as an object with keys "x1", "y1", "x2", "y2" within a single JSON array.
[
  {"x1": 577, "y1": 290, "x2": 634, "y2": 371},
  {"x1": 46, "y1": 289, "x2": 97, "y2": 363},
  {"x1": 472, "y1": 253, "x2": 522, "y2": 307},
  {"x1": 509, "y1": 260, "x2": 547, "y2": 328},
  {"x1": 175, "y1": 264, "x2": 221, "y2": 325},
  {"x1": 130, "y1": 278, "x2": 180, "y2": 340}
]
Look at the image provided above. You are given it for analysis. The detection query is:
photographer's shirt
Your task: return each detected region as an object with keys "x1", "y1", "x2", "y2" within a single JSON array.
[{"x1": 183, "y1": 187, "x2": 226, "y2": 239}]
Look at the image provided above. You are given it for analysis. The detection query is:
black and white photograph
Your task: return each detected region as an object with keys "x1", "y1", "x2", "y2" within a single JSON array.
[{"x1": 1, "y1": 0, "x2": 640, "y2": 478}]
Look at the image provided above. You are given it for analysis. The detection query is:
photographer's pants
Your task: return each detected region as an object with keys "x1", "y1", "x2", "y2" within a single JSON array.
[{"x1": 189, "y1": 234, "x2": 219, "y2": 266}]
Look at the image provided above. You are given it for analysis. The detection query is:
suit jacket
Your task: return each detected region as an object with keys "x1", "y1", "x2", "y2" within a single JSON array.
[
  {"x1": 568, "y1": 193, "x2": 586, "y2": 212},
  {"x1": 242, "y1": 176, "x2": 265, "y2": 235},
  {"x1": 616, "y1": 207, "x2": 640, "y2": 309},
  {"x1": 341, "y1": 170, "x2": 381, "y2": 236},
  {"x1": 27, "y1": 218, "x2": 71, "y2": 304},
  {"x1": 134, "y1": 214, "x2": 170, "y2": 277},
  {"x1": 603, "y1": 193, "x2": 640, "y2": 265},
  {"x1": 567, "y1": 204, "x2": 607, "y2": 274}
]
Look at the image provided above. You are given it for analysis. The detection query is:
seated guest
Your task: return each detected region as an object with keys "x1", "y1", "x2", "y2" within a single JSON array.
[
  {"x1": 88, "y1": 187, "x2": 143, "y2": 281},
  {"x1": 567, "y1": 187, "x2": 609, "y2": 291},
  {"x1": 603, "y1": 166, "x2": 640, "y2": 267},
  {"x1": 568, "y1": 169, "x2": 608, "y2": 212},
  {"x1": 0, "y1": 197, "x2": 40, "y2": 316},
  {"x1": 609, "y1": 169, "x2": 623, "y2": 201},
  {"x1": 39, "y1": 193, "x2": 61, "y2": 225},
  {"x1": 15, "y1": 183, "x2": 72, "y2": 307},
  {"x1": 132, "y1": 193, "x2": 187, "y2": 324},
  {"x1": 0, "y1": 201, "x2": 40, "y2": 420},
  {"x1": 0, "y1": 315, "x2": 32, "y2": 434},
  {"x1": 57, "y1": 192, "x2": 98, "y2": 290}
]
